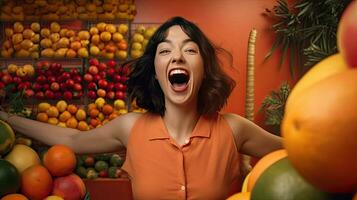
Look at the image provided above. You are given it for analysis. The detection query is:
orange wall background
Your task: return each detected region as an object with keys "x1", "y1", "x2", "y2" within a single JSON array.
[{"x1": 134, "y1": 0, "x2": 294, "y2": 126}]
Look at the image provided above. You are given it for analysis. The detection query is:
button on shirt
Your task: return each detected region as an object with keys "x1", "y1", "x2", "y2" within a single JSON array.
[{"x1": 122, "y1": 113, "x2": 240, "y2": 200}]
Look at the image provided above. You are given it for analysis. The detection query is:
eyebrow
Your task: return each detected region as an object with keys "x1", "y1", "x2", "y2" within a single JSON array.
[{"x1": 160, "y1": 38, "x2": 194, "y2": 45}]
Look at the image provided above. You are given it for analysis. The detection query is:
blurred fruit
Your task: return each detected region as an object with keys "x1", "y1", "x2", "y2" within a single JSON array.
[
  {"x1": 0, "y1": 120, "x2": 16, "y2": 156},
  {"x1": 110, "y1": 154, "x2": 123, "y2": 167},
  {"x1": 75, "y1": 109, "x2": 86, "y2": 121},
  {"x1": 66, "y1": 117, "x2": 78, "y2": 129},
  {"x1": 48, "y1": 117, "x2": 59, "y2": 125},
  {"x1": 21, "y1": 165, "x2": 53, "y2": 200},
  {"x1": 59, "y1": 111, "x2": 72, "y2": 122},
  {"x1": 95, "y1": 97, "x2": 105, "y2": 109},
  {"x1": 43, "y1": 144, "x2": 76, "y2": 177},
  {"x1": 0, "y1": 160, "x2": 20, "y2": 197},
  {"x1": 43, "y1": 195, "x2": 64, "y2": 200},
  {"x1": 52, "y1": 174, "x2": 86, "y2": 200},
  {"x1": 226, "y1": 192, "x2": 250, "y2": 200},
  {"x1": 337, "y1": 0, "x2": 357, "y2": 67},
  {"x1": 36, "y1": 113, "x2": 49, "y2": 123},
  {"x1": 283, "y1": 69, "x2": 357, "y2": 193},
  {"x1": 286, "y1": 54, "x2": 348, "y2": 110},
  {"x1": 247, "y1": 149, "x2": 287, "y2": 191},
  {"x1": 46, "y1": 106, "x2": 59, "y2": 118},
  {"x1": 67, "y1": 104, "x2": 78, "y2": 115},
  {"x1": 38, "y1": 102, "x2": 51, "y2": 112},
  {"x1": 251, "y1": 158, "x2": 348, "y2": 200},
  {"x1": 5, "y1": 144, "x2": 41, "y2": 174},
  {"x1": 56, "y1": 100, "x2": 68, "y2": 113},
  {"x1": 89, "y1": 109, "x2": 99, "y2": 118},
  {"x1": 1, "y1": 193, "x2": 28, "y2": 200},
  {"x1": 241, "y1": 172, "x2": 250, "y2": 193},
  {"x1": 94, "y1": 160, "x2": 109, "y2": 172},
  {"x1": 77, "y1": 121, "x2": 89, "y2": 131},
  {"x1": 114, "y1": 99, "x2": 125, "y2": 110}
]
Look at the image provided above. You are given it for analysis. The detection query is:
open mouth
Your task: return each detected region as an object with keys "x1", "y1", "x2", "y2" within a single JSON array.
[{"x1": 168, "y1": 68, "x2": 189, "y2": 92}]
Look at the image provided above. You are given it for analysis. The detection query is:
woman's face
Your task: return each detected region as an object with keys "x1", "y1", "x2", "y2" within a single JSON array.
[{"x1": 154, "y1": 25, "x2": 204, "y2": 106}]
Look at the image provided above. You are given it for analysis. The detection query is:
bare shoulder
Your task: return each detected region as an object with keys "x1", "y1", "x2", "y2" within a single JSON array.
[
  {"x1": 104, "y1": 112, "x2": 143, "y2": 146},
  {"x1": 222, "y1": 113, "x2": 245, "y2": 136}
]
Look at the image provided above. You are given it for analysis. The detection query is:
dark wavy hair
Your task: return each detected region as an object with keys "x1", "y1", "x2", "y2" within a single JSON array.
[{"x1": 126, "y1": 16, "x2": 236, "y2": 116}]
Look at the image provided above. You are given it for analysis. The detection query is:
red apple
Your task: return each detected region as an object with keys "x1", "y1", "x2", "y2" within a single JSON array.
[
  {"x1": 73, "y1": 75, "x2": 82, "y2": 83},
  {"x1": 45, "y1": 90, "x2": 55, "y2": 99},
  {"x1": 115, "y1": 91, "x2": 125, "y2": 100},
  {"x1": 12, "y1": 76, "x2": 22, "y2": 84},
  {"x1": 121, "y1": 65, "x2": 129, "y2": 75},
  {"x1": 63, "y1": 91, "x2": 73, "y2": 100},
  {"x1": 106, "y1": 91, "x2": 115, "y2": 100},
  {"x1": 93, "y1": 74, "x2": 101, "y2": 82},
  {"x1": 99, "y1": 170, "x2": 108, "y2": 178},
  {"x1": 113, "y1": 74, "x2": 121, "y2": 82},
  {"x1": 107, "y1": 60, "x2": 116, "y2": 68},
  {"x1": 52, "y1": 174, "x2": 86, "y2": 200},
  {"x1": 62, "y1": 72, "x2": 71, "y2": 80},
  {"x1": 65, "y1": 79, "x2": 75, "y2": 88},
  {"x1": 35, "y1": 91, "x2": 45, "y2": 99},
  {"x1": 32, "y1": 82, "x2": 42, "y2": 91},
  {"x1": 87, "y1": 90, "x2": 97, "y2": 99},
  {"x1": 120, "y1": 76, "x2": 128, "y2": 83},
  {"x1": 73, "y1": 83, "x2": 82, "y2": 91},
  {"x1": 51, "y1": 82, "x2": 60, "y2": 91},
  {"x1": 43, "y1": 83, "x2": 50, "y2": 91},
  {"x1": 24, "y1": 89, "x2": 34, "y2": 98},
  {"x1": 106, "y1": 82, "x2": 114, "y2": 91},
  {"x1": 70, "y1": 68, "x2": 79, "y2": 75},
  {"x1": 0, "y1": 82, "x2": 4, "y2": 89},
  {"x1": 106, "y1": 68, "x2": 115, "y2": 77},
  {"x1": 88, "y1": 66, "x2": 99, "y2": 75},
  {"x1": 45, "y1": 70, "x2": 53, "y2": 77},
  {"x1": 87, "y1": 82, "x2": 97, "y2": 90},
  {"x1": 89, "y1": 58, "x2": 99, "y2": 66},
  {"x1": 73, "y1": 91, "x2": 83, "y2": 99},
  {"x1": 2, "y1": 74, "x2": 13, "y2": 84},
  {"x1": 83, "y1": 73, "x2": 93, "y2": 82},
  {"x1": 98, "y1": 63, "x2": 107, "y2": 71},
  {"x1": 98, "y1": 79, "x2": 108, "y2": 89},
  {"x1": 47, "y1": 76, "x2": 56, "y2": 83},
  {"x1": 36, "y1": 75, "x2": 47, "y2": 83}
]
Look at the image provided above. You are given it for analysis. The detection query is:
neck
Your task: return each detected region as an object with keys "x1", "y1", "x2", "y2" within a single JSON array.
[{"x1": 163, "y1": 100, "x2": 200, "y2": 144}]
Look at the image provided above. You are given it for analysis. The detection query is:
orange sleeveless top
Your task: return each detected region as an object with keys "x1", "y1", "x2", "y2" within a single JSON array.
[{"x1": 122, "y1": 113, "x2": 240, "y2": 200}]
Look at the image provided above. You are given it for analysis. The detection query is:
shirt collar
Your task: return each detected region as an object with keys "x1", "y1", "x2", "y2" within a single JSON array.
[{"x1": 148, "y1": 114, "x2": 212, "y2": 140}]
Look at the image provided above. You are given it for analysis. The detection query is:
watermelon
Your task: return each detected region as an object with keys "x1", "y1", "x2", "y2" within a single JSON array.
[
  {"x1": 0, "y1": 159, "x2": 20, "y2": 197},
  {"x1": 0, "y1": 120, "x2": 15, "y2": 156}
]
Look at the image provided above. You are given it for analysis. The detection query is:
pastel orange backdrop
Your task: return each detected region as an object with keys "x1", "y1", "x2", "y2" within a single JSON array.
[{"x1": 134, "y1": 0, "x2": 294, "y2": 126}]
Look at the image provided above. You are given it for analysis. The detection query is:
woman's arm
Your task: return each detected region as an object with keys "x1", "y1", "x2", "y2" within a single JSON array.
[
  {"x1": 0, "y1": 111, "x2": 141, "y2": 154},
  {"x1": 224, "y1": 113, "x2": 283, "y2": 158}
]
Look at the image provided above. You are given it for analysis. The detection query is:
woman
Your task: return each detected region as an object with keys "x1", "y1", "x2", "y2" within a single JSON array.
[{"x1": 0, "y1": 17, "x2": 282, "y2": 199}]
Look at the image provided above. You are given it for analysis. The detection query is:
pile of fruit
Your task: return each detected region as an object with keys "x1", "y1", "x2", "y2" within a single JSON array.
[
  {"x1": 1, "y1": 22, "x2": 40, "y2": 58},
  {"x1": 75, "y1": 153, "x2": 126, "y2": 179},
  {"x1": 84, "y1": 58, "x2": 128, "y2": 100},
  {"x1": 130, "y1": 24, "x2": 157, "y2": 59},
  {"x1": 0, "y1": 121, "x2": 87, "y2": 200},
  {"x1": 228, "y1": 2, "x2": 357, "y2": 199},
  {"x1": 0, "y1": 0, "x2": 136, "y2": 21},
  {"x1": 88, "y1": 22, "x2": 129, "y2": 60}
]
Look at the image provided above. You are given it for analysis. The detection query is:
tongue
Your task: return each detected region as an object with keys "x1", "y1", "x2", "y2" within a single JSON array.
[{"x1": 171, "y1": 83, "x2": 188, "y2": 92}]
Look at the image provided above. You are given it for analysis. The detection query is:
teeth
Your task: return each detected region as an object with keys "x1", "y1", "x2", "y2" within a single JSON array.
[{"x1": 169, "y1": 69, "x2": 188, "y2": 76}]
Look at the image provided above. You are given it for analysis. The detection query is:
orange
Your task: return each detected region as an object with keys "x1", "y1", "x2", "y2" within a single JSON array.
[
  {"x1": 108, "y1": 112, "x2": 118, "y2": 120},
  {"x1": 75, "y1": 109, "x2": 86, "y2": 121},
  {"x1": 46, "y1": 106, "x2": 59, "y2": 118},
  {"x1": 0, "y1": 193, "x2": 28, "y2": 200},
  {"x1": 282, "y1": 69, "x2": 357, "y2": 193},
  {"x1": 67, "y1": 104, "x2": 78, "y2": 115},
  {"x1": 87, "y1": 103, "x2": 96, "y2": 111},
  {"x1": 65, "y1": 117, "x2": 78, "y2": 129},
  {"x1": 58, "y1": 111, "x2": 71, "y2": 122},
  {"x1": 47, "y1": 118, "x2": 59, "y2": 125},
  {"x1": 102, "y1": 104, "x2": 113, "y2": 115},
  {"x1": 89, "y1": 108, "x2": 99, "y2": 118},
  {"x1": 21, "y1": 165, "x2": 52, "y2": 200},
  {"x1": 77, "y1": 121, "x2": 89, "y2": 131},
  {"x1": 89, "y1": 118, "x2": 100, "y2": 127},
  {"x1": 247, "y1": 149, "x2": 287, "y2": 191},
  {"x1": 36, "y1": 112, "x2": 48, "y2": 123},
  {"x1": 43, "y1": 144, "x2": 76, "y2": 177}
]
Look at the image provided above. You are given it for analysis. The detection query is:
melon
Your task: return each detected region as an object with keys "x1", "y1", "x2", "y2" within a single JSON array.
[
  {"x1": 5, "y1": 144, "x2": 41, "y2": 174},
  {"x1": 0, "y1": 159, "x2": 20, "y2": 197},
  {"x1": 0, "y1": 120, "x2": 15, "y2": 156}
]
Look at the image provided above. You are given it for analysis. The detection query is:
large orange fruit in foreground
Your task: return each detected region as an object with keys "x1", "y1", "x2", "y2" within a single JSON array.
[
  {"x1": 21, "y1": 165, "x2": 53, "y2": 200},
  {"x1": 44, "y1": 144, "x2": 76, "y2": 177},
  {"x1": 226, "y1": 192, "x2": 250, "y2": 200},
  {"x1": 282, "y1": 69, "x2": 357, "y2": 192},
  {"x1": 247, "y1": 149, "x2": 287, "y2": 191},
  {"x1": 1, "y1": 193, "x2": 28, "y2": 200}
]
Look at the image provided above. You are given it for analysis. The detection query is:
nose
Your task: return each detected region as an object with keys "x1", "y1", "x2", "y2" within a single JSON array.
[{"x1": 171, "y1": 49, "x2": 185, "y2": 64}]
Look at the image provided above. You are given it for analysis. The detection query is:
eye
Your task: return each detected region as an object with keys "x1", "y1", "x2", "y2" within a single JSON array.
[
  {"x1": 185, "y1": 48, "x2": 198, "y2": 54},
  {"x1": 158, "y1": 49, "x2": 170, "y2": 55}
]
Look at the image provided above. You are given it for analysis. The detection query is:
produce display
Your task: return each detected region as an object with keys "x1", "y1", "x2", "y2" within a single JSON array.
[
  {"x1": 130, "y1": 24, "x2": 157, "y2": 59},
  {"x1": 0, "y1": 0, "x2": 136, "y2": 21},
  {"x1": 1, "y1": 22, "x2": 40, "y2": 58},
  {"x1": 0, "y1": 121, "x2": 87, "y2": 200}
]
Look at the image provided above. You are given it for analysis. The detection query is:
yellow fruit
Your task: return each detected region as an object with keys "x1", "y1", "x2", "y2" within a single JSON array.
[
  {"x1": 286, "y1": 53, "x2": 348, "y2": 112},
  {"x1": 5, "y1": 144, "x2": 41, "y2": 174},
  {"x1": 13, "y1": 22, "x2": 24, "y2": 33},
  {"x1": 50, "y1": 22, "x2": 61, "y2": 33},
  {"x1": 89, "y1": 27, "x2": 99, "y2": 35},
  {"x1": 23, "y1": 29, "x2": 35, "y2": 39},
  {"x1": 22, "y1": 64, "x2": 35, "y2": 76},
  {"x1": 226, "y1": 192, "x2": 250, "y2": 200},
  {"x1": 56, "y1": 100, "x2": 68, "y2": 113},
  {"x1": 89, "y1": 46, "x2": 100, "y2": 56},
  {"x1": 78, "y1": 48, "x2": 88, "y2": 58},
  {"x1": 75, "y1": 109, "x2": 86, "y2": 121},
  {"x1": 57, "y1": 122, "x2": 67, "y2": 128},
  {"x1": 5, "y1": 28, "x2": 14, "y2": 38},
  {"x1": 41, "y1": 28, "x2": 51, "y2": 38},
  {"x1": 38, "y1": 102, "x2": 51, "y2": 112},
  {"x1": 112, "y1": 32, "x2": 123, "y2": 42},
  {"x1": 30, "y1": 22, "x2": 41, "y2": 32},
  {"x1": 77, "y1": 121, "x2": 89, "y2": 131},
  {"x1": 98, "y1": 113, "x2": 105, "y2": 121},
  {"x1": 96, "y1": 22, "x2": 107, "y2": 32},
  {"x1": 114, "y1": 99, "x2": 125, "y2": 110},
  {"x1": 16, "y1": 68, "x2": 27, "y2": 77},
  {"x1": 46, "y1": 106, "x2": 59, "y2": 118},
  {"x1": 78, "y1": 30, "x2": 90, "y2": 40},
  {"x1": 95, "y1": 97, "x2": 106, "y2": 109},
  {"x1": 135, "y1": 25, "x2": 146, "y2": 34},
  {"x1": 115, "y1": 50, "x2": 128, "y2": 60},
  {"x1": 117, "y1": 24, "x2": 128, "y2": 34},
  {"x1": 132, "y1": 33, "x2": 144, "y2": 43},
  {"x1": 7, "y1": 64, "x2": 18, "y2": 74},
  {"x1": 131, "y1": 42, "x2": 142, "y2": 51},
  {"x1": 43, "y1": 195, "x2": 64, "y2": 200},
  {"x1": 100, "y1": 31, "x2": 112, "y2": 42},
  {"x1": 48, "y1": 117, "x2": 59, "y2": 125},
  {"x1": 119, "y1": 109, "x2": 128, "y2": 114}
]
